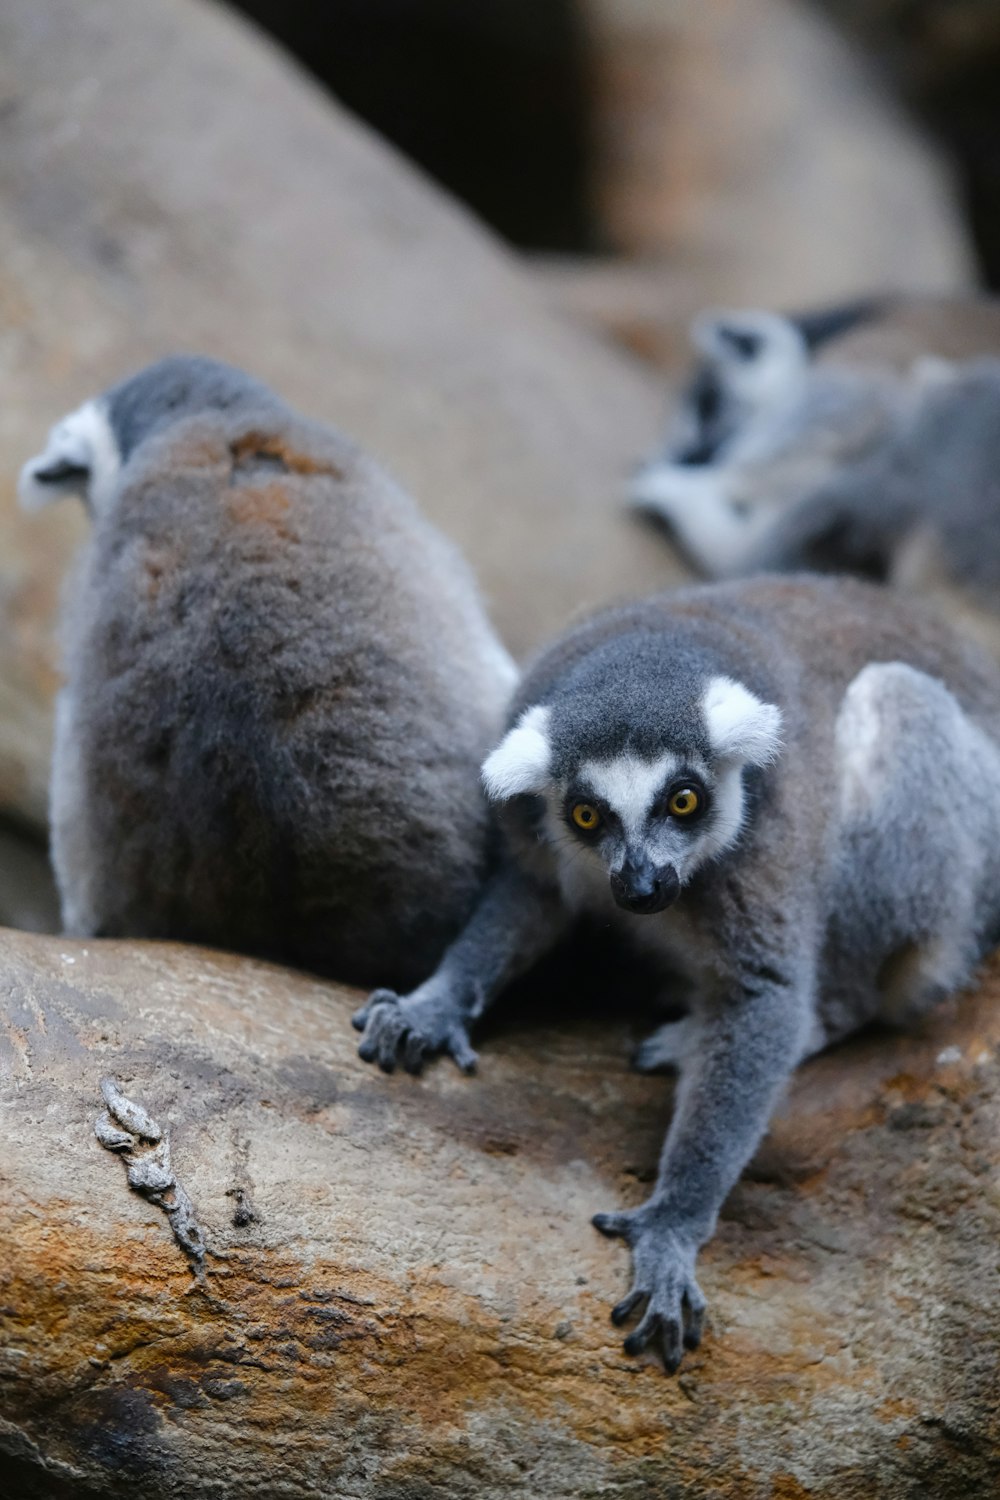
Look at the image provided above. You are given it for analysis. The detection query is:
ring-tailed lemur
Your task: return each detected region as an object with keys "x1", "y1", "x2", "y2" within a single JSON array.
[
  {"x1": 629, "y1": 302, "x2": 1000, "y2": 659},
  {"x1": 20, "y1": 356, "x2": 516, "y2": 988},
  {"x1": 354, "y1": 574, "x2": 1000, "y2": 1371}
]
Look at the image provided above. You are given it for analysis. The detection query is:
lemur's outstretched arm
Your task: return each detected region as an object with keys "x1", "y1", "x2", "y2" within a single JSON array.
[
  {"x1": 353, "y1": 863, "x2": 567, "y2": 1074},
  {"x1": 595, "y1": 956, "x2": 813, "y2": 1371}
]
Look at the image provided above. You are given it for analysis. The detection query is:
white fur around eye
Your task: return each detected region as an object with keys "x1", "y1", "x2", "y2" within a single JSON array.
[
  {"x1": 481, "y1": 704, "x2": 551, "y2": 800},
  {"x1": 578, "y1": 751, "x2": 680, "y2": 838},
  {"x1": 702, "y1": 675, "x2": 782, "y2": 767}
]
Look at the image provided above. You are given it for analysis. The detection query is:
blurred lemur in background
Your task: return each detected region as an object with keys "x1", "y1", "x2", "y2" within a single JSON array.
[
  {"x1": 629, "y1": 299, "x2": 1000, "y2": 660},
  {"x1": 355, "y1": 574, "x2": 1000, "y2": 1372},
  {"x1": 20, "y1": 356, "x2": 515, "y2": 989}
]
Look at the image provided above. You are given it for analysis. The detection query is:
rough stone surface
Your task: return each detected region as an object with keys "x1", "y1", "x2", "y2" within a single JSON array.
[
  {"x1": 0, "y1": 0, "x2": 681, "y2": 834},
  {"x1": 1, "y1": 926, "x2": 999, "y2": 1498},
  {"x1": 581, "y1": 0, "x2": 975, "y2": 308},
  {"x1": 534, "y1": 275, "x2": 1000, "y2": 379},
  {"x1": 813, "y1": 293, "x2": 1000, "y2": 367}
]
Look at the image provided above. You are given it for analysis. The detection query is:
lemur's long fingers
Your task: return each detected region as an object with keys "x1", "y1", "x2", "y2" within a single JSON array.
[
  {"x1": 623, "y1": 1309, "x2": 662, "y2": 1359},
  {"x1": 352, "y1": 989, "x2": 397, "y2": 1031},
  {"x1": 683, "y1": 1296, "x2": 706, "y2": 1351},
  {"x1": 376, "y1": 1013, "x2": 408, "y2": 1071},
  {"x1": 610, "y1": 1289, "x2": 645, "y2": 1326},
  {"x1": 448, "y1": 1030, "x2": 478, "y2": 1074},
  {"x1": 357, "y1": 1003, "x2": 407, "y2": 1071},
  {"x1": 658, "y1": 1312, "x2": 684, "y2": 1374},
  {"x1": 591, "y1": 1210, "x2": 633, "y2": 1240},
  {"x1": 402, "y1": 1030, "x2": 429, "y2": 1075}
]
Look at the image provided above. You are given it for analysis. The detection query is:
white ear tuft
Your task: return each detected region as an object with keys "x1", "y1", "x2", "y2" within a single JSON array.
[
  {"x1": 703, "y1": 675, "x2": 783, "y2": 767},
  {"x1": 481, "y1": 705, "x2": 552, "y2": 801},
  {"x1": 691, "y1": 309, "x2": 804, "y2": 368},
  {"x1": 18, "y1": 399, "x2": 120, "y2": 514}
]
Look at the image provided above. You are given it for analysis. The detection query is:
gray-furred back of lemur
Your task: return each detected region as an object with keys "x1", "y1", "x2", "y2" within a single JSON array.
[{"x1": 20, "y1": 356, "x2": 516, "y2": 988}]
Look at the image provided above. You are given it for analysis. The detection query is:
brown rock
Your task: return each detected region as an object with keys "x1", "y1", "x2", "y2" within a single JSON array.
[
  {"x1": 0, "y1": 0, "x2": 681, "y2": 835},
  {"x1": 581, "y1": 0, "x2": 975, "y2": 308},
  {"x1": 1, "y1": 926, "x2": 999, "y2": 1496},
  {"x1": 814, "y1": 292, "x2": 1000, "y2": 367}
]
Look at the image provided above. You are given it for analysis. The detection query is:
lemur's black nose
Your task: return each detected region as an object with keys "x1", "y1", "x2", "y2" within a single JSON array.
[{"x1": 610, "y1": 861, "x2": 680, "y2": 915}]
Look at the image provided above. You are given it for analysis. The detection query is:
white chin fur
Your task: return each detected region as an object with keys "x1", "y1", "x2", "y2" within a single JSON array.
[{"x1": 18, "y1": 398, "x2": 120, "y2": 515}]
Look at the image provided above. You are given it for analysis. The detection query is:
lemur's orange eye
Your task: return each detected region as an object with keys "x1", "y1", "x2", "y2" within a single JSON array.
[
  {"x1": 668, "y1": 787, "x2": 700, "y2": 818},
  {"x1": 572, "y1": 803, "x2": 602, "y2": 832}
]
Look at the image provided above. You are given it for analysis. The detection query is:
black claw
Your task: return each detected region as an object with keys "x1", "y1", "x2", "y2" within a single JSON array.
[
  {"x1": 661, "y1": 1322, "x2": 683, "y2": 1372},
  {"x1": 376, "y1": 1053, "x2": 397, "y2": 1074},
  {"x1": 611, "y1": 1290, "x2": 644, "y2": 1326},
  {"x1": 403, "y1": 1034, "x2": 427, "y2": 1075},
  {"x1": 623, "y1": 1329, "x2": 648, "y2": 1357},
  {"x1": 592, "y1": 1211, "x2": 626, "y2": 1239},
  {"x1": 684, "y1": 1297, "x2": 705, "y2": 1347}
]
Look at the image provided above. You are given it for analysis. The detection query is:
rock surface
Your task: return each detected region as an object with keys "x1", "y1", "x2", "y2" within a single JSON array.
[
  {"x1": 0, "y1": 0, "x2": 682, "y2": 834},
  {"x1": 1, "y1": 925, "x2": 999, "y2": 1497},
  {"x1": 581, "y1": 0, "x2": 975, "y2": 307}
]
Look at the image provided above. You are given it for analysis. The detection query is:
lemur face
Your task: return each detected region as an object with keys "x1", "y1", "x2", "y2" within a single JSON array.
[
  {"x1": 18, "y1": 357, "x2": 277, "y2": 519},
  {"x1": 482, "y1": 678, "x2": 782, "y2": 915}
]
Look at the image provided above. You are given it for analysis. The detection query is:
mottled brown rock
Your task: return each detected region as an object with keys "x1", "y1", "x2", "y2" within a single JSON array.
[
  {"x1": 581, "y1": 0, "x2": 975, "y2": 309},
  {"x1": 814, "y1": 293, "x2": 1000, "y2": 367},
  {"x1": 0, "y1": 0, "x2": 680, "y2": 833},
  {"x1": 533, "y1": 274, "x2": 1000, "y2": 380},
  {"x1": 1, "y1": 927, "x2": 999, "y2": 1497}
]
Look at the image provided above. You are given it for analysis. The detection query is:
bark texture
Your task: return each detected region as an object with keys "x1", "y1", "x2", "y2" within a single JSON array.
[{"x1": 1, "y1": 927, "x2": 999, "y2": 1498}]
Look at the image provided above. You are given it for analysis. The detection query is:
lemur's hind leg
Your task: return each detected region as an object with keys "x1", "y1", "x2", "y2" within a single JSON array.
[{"x1": 831, "y1": 661, "x2": 1000, "y2": 1033}]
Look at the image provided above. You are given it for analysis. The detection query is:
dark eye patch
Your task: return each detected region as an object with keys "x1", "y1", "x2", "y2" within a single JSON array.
[
  {"x1": 32, "y1": 460, "x2": 90, "y2": 485},
  {"x1": 718, "y1": 327, "x2": 762, "y2": 361}
]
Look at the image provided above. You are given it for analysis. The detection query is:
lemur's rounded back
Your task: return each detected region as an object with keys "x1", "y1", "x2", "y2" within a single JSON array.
[{"x1": 22, "y1": 356, "x2": 516, "y2": 988}]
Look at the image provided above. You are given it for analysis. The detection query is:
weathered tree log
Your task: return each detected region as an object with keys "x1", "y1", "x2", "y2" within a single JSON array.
[
  {"x1": 0, "y1": 0, "x2": 681, "y2": 834},
  {"x1": 1, "y1": 927, "x2": 999, "y2": 1497}
]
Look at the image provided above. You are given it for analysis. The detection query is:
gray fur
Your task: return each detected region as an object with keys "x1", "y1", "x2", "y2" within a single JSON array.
[
  {"x1": 24, "y1": 356, "x2": 515, "y2": 989},
  {"x1": 355, "y1": 574, "x2": 1000, "y2": 1371}
]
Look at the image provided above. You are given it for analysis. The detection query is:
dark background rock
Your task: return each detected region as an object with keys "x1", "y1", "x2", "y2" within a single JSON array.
[{"x1": 816, "y1": 0, "x2": 1000, "y2": 286}]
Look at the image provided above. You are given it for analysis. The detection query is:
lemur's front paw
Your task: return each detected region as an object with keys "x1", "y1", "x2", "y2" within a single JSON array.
[
  {"x1": 592, "y1": 1206, "x2": 706, "y2": 1373},
  {"x1": 352, "y1": 988, "x2": 479, "y2": 1076}
]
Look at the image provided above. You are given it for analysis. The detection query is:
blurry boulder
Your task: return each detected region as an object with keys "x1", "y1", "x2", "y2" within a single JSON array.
[
  {"x1": 2, "y1": 925, "x2": 999, "y2": 1496},
  {"x1": 581, "y1": 0, "x2": 975, "y2": 298},
  {"x1": 816, "y1": 0, "x2": 1000, "y2": 286},
  {"x1": 554, "y1": 0, "x2": 976, "y2": 350},
  {"x1": 813, "y1": 291, "x2": 1000, "y2": 366},
  {"x1": 0, "y1": 0, "x2": 681, "y2": 837}
]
